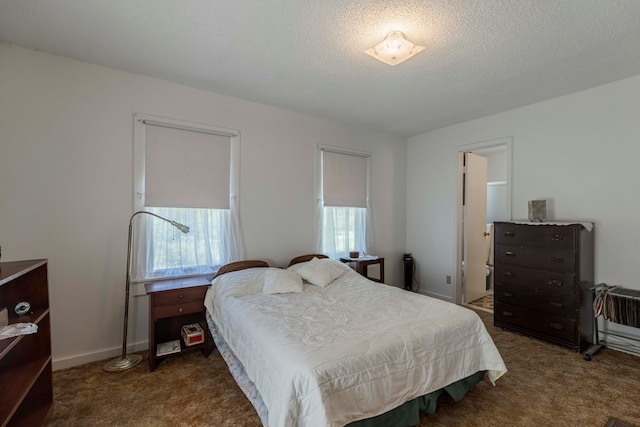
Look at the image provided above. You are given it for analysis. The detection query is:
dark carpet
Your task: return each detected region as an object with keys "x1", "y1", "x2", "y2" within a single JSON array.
[{"x1": 50, "y1": 308, "x2": 640, "y2": 426}]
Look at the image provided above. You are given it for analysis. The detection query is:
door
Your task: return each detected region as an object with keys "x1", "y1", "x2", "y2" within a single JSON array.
[{"x1": 463, "y1": 152, "x2": 488, "y2": 303}]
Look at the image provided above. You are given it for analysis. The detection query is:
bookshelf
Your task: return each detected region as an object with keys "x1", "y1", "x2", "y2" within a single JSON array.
[{"x1": 0, "y1": 259, "x2": 52, "y2": 426}]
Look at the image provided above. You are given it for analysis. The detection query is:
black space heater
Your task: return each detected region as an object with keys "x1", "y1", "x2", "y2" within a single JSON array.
[{"x1": 403, "y1": 253, "x2": 414, "y2": 291}]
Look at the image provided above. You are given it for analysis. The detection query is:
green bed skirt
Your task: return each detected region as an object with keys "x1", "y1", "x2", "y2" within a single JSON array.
[{"x1": 346, "y1": 371, "x2": 487, "y2": 427}]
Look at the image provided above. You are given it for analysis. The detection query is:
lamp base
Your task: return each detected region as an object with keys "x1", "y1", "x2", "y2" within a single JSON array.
[{"x1": 103, "y1": 354, "x2": 143, "y2": 372}]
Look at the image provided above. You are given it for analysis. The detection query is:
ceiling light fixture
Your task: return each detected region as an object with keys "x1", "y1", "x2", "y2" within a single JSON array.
[{"x1": 364, "y1": 30, "x2": 425, "y2": 66}]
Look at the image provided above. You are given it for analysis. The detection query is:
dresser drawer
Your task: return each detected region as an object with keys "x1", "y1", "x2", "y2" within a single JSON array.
[
  {"x1": 494, "y1": 264, "x2": 576, "y2": 295},
  {"x1": 153, "y1": 286, "x2": 208, "y2": 307},
  {"x1": 494, "y1": 223, "x2": 578, "y2": 249},
  {"x1": 494, "y1": 283, "x2": 577, "y2": 316},
  {"x1": 495, "y1": 244, "x2": 577, "y2": 273},
  {"x1": 495, "y1": 302, "x2": 577, "y2": 343}
]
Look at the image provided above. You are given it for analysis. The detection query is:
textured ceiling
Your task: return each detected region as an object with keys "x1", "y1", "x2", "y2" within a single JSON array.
[{"x1": 2, "y1": 0, "x2": 640, "y2": 137}]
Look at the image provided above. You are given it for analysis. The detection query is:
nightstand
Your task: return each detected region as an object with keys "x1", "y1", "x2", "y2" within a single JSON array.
[
  {"x1": 339, "y1": 256, "x2": 385, "y2": 283},
  {"x1": 145, "y1": 276, "x2": 213, "y2": 371}
]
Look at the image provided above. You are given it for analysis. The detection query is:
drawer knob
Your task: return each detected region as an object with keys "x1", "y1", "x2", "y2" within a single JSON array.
[
  {"x1": 551, "y1": 256, "x2": 565, "y2": 263},
  {"x1": 505, "y1": 251, "x2": 515, "y2": 257},
  {"x1": 502, "y1": 292, "x2": 514, "y2": 298},
  {"x1": 502, "y1": 311, "x2": 514, "y2": 317},
  {"x1": 548, "y1": 279, "x2": 562, "y2": 287},
  {"x1": 551, "y1": 234, "x2": 564, "y2": 241},
  {"x1": 503, "y1": 232, "x2": 515, "y2": 237},
  {"x1": 178, "y1": 294, "x2": 185, "y2": 299},
  {"x1": 549, "y1": 323, "x2": 563, "y2": 330},
  {"x1": 549, "y1": 301, "x2": 564, "y2": 308},
  {"x1": 504, "y1": 271, "x2": 514, "y2": 278},
  {"x1": 178, "y1": 308, "x2": 183, "y2": 313}
]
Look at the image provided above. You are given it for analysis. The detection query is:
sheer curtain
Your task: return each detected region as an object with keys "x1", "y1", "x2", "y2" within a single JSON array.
[
  {"x1": 134, "y1": 207, "x2": 231, "y2": 280},
  {"x1": 321, "y1": 206, "x2": 369, "y2": 259}
]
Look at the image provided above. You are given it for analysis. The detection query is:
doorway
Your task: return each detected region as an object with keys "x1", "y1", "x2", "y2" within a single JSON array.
[{"x1": 455, "y1": 137, "x2": 512, "y2": 308}]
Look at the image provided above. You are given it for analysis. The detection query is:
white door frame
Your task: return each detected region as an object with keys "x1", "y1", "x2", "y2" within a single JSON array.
[{"x1": 454, "y1": 137, "x2": 513, "y2": 305}]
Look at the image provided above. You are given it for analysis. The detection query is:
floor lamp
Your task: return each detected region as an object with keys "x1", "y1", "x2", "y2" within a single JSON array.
[{"x1": 103, "y1": 211, "x2": 190, "y2": 372}]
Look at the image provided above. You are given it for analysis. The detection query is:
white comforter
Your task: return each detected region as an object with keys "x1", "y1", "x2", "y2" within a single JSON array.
[{"x1": 205, "y1": 266, "x2": 506, "y2": 427}]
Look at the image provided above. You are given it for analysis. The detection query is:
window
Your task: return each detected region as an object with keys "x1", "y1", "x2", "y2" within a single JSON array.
[
  {"x1": 316, "y1": 146, "x2": 373, "y2": 259},
  {"x1": 133, "y1": 113, "x2": 244, "y2": 283}
]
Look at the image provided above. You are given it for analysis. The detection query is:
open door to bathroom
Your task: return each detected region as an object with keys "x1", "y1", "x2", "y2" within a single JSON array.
[
  {"x1": 462, "y1": 152, "x2": 488, "y2": 304},
  {"x1": 455, "y1": 137, "x2": 511, "y2": 307}
]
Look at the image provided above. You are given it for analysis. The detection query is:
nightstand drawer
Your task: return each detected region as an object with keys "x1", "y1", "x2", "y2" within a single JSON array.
[
  {"x1": 153, "y1": 287, "x2": 207, "y2": 307},
  {"x1": 153, "y1": 300, "x2": 204, "y2": 319}
]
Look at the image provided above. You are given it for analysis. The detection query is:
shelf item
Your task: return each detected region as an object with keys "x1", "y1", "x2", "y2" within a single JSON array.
[
  {"x1": 0, "y1": 259, "x2": 53, "y2": 426},
  {"x1": 145, "y1": 276, "x2": 214, "y2": 371},
  {"x1": 493, "y1": 222, "x2": 594, "y2": 352},
  {"x1": 156, "y1": 340, "x2": 181, "y2": 356},
  {"x1": 181, "y1": 323, "x2": 204, "y2": 346}
]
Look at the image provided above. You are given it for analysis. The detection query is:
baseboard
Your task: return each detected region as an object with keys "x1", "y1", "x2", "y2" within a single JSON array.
[
  {"x1": 417, "y1": 289, "x2": 453, "y2": 302},
  {"x1": 52, "y1": 341, "x2": 148, "y2": 371},
  {"x1": 465, "y1": 304, "x2": 493, "y2": 314}
]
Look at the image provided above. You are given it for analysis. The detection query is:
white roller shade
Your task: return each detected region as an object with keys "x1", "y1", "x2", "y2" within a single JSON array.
[
  {"x1": 144, "y1": 123, "x2": 230, "y2": 209},
  {"x1": 322, "y1": 150, "x2": 368, "y2": 208}
]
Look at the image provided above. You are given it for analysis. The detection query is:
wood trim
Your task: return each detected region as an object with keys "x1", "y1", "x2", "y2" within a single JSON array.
[
  {"x1": 287, "y1": 254, "x2": 328, "y2": 267},
  {"x1": 213, "y1": 260, "x2": 269, "y2": 278}
]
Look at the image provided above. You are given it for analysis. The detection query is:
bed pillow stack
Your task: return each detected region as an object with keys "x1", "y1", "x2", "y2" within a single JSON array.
[
  {"x1": 293, "y1": 257, "x2": 350, "y2": 287},
  {"x1": 263, "y1": 268, "x2": 304, "y2": 294}
]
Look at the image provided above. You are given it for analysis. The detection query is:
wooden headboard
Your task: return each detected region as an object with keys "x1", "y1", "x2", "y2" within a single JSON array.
[
  {"x1": 287, "y1": 254, "x2": 328, "y2": 267},
  {"x1": 213, "y1": 260, "x2": 269, "y2": 279}
]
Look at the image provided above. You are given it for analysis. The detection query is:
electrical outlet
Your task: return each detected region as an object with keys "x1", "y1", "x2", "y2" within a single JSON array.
[{"x1": 446, "y1": 275, "x2": 451, "y2": 284}]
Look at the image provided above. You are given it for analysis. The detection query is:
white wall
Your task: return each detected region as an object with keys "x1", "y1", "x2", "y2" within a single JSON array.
[
  {"x1": 0, "y1": 43, "x2": 407, "y2": 369},
  {"x1": 407, "y1": 74, "x2": 640, "y2": 301},
  {"x1": 485, "y1": 149, "x2": 508, "y2": 223},
  {"x1": 485, "y1": 150, "x2": 507, "y2": 183}
]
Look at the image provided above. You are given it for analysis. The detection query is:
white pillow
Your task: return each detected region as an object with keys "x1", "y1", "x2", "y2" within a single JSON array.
[
  {"x1": 263, "y1": 268, "x2": 304, "y2": 294},
  {"x1": 324, "y1": 258, "x2": 353, "y2": 275},
  {"x1": 294, "y1": 257, "x2": 346, "y2": 287}
]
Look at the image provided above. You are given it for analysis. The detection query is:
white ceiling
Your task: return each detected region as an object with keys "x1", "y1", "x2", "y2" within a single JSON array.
[{"x1": 2, "y1": 0, "x2": 640, "y2": 137}]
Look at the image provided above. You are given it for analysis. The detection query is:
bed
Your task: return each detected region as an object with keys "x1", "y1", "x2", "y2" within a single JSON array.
[{"x1": 204, "y1": 255, "x2": 507, "y2": 427}]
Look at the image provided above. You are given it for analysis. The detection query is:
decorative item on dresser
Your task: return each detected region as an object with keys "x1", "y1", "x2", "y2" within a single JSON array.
[
  {"x1": 0, "y1": 259, "x2": 53, "y2": 426},
  {"x1": 493, "y1": 221, "x2": 594, "y2": 352}
]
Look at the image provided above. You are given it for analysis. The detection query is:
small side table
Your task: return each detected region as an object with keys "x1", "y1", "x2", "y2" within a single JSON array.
[
  {"x1": 339, "y1": 256, "x2": 385, "y2": 283},
  {"x1": 145, "y1": 276, "x2": 214, "y2": 371}
]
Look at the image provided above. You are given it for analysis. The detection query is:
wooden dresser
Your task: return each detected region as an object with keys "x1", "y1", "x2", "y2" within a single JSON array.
[
  {"x1": 0, "y1": 259, "x2": 53, "y2": 426},
  {"x1": 493, "y1": 222, "x2": 594, "y2": 352}
]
